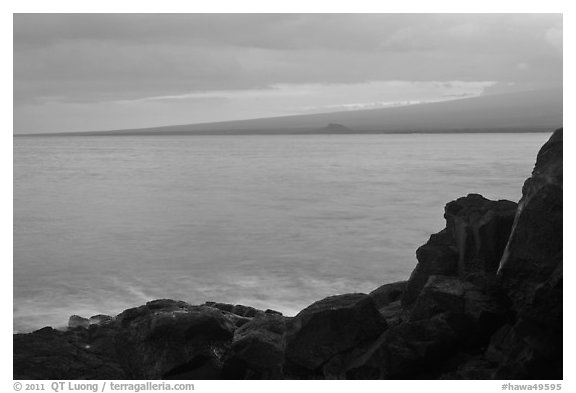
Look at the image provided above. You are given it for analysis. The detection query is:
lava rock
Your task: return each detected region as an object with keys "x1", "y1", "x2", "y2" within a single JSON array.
[
  {"x1": 493, "y1": 128, "x2": 563, "y2": 379},
  {"x1": 68, "y1": 315, "x2": 90, "y2": 329},
  {"x1": 88, "y1": 314, "x2": 114, "y2": 326},
  {"x1": 369, "y1": 281, "x2": 407, "y2": 310},
  {"x1": 498, "y1": 129, "x2": 563, "y2": 312},
  {"x1": 13, "y1": 327, "x2": 126, "y2": 379},
  {"x1": 223, "y1": 314, "x2": 287, "y2": 379},
  {"x1": 344, "y1": 313, "x2": 464, "y2": 379},
  {"x1": 402, "y1": 229, "x2": 459, "y2": 307},
  {"x1": 402, "y1": 193, "x2": 516, "y2": 308},
  {"x1": 203, "y1": 302, "x2": 264, "y2": 318},
  {"x1": 444, "y1": 194, "x2": 517, "y2": 275},
  {"x1": 409, "y1": 275, "x2": 508, "y2": 346},
  {"x1": 114, "y1": 302, "x2": 235, "y2": 379},
  {"x1": 285, "y1": 293, "x2": 387, "y2": 373}
]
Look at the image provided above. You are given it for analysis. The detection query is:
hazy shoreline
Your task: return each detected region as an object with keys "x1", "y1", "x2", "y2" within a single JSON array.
[{"x1": 14, "y1": 127, "x2": 555, "y2": 137}]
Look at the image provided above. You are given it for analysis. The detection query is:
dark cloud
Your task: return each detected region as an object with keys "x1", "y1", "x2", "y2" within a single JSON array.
[{"x1": 14, "y1": 14, "x2": 404, "y2": 51}]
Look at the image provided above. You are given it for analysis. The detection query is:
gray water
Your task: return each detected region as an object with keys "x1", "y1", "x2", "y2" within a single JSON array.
[{"x1": 13, "y1": 133, "x2": 550, "y2": 332}]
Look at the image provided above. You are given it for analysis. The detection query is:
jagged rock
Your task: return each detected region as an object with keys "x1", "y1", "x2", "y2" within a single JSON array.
[
  {"x1": 232, "y1": 304, "x2": 261, "y2": 318},
  {"x1": 402, "y1": 229, "x2": 459, "y2": 307},
  {"x1": 13, "y1": 327, "x2": 126, "y2": 379},
  {"x1": 445, "y1": 194, "x2": 517, "y2": 275},
  {"x1": 409, "y1": 275, "x2": 508, "y2": 346},
  {"x1": 115, "y1": 302, "x2": 236, "y2": 379},
  {"x1": 498, "y1": 129, "x2": 563, "y2": 311},
  {"x1": 204, "y1": 301, "x2": 264, "y2": 318},
  {"x1": 285, "y1": 293, "x2": 387, "y2": 374},
  {"x1": 367, "y1": 281, "x2": 408, "y2": 328},
  {"x1": 204, "y1": 301, "x2": 234, "y2": 312},
  {"x1": 68, "y1": 315, "x2": 90, "y2": 329},
  {"x1": 146, "y1": 299, "x2": 191, "y2": 311},
  {"x1": 223, "y1": 314, "x2": 287, "y2": 379},
  {"x1": 439, "y1": 357, "x2": 498, "y2": 379},
  {"x1": 89, "y1": 314, "x2": 113, "y2": 325},
  {"x1": 487, "y1": 264, "x2": 563, "y2": 379},
  {"x1": 378, "y1": 301, "x2": 404, "y2": 327},
  {"x1": 344, "y1": 313, "x2": 465, "y2": 379},
  {"x1": 485, "y1": 324, "x2": 513, "y2": 362},
  {"x1": 409, "y1": 276, "x2": 470, "y2": 321},
  {"x1": 493, "y1": 128, "x2": 563, "y2": 379},
  {"x1": 369, "y1": 281, "x2": 407, "y2": 309},
  {"x1": 488, "y1": 316, "x2": 562, "y2": 380},
  {"x1": 402, "y1": 194, "x2": 516, "y2": 308},
  {"x1": 341, "y1": 274, "x2": 508, "y2": 379}
]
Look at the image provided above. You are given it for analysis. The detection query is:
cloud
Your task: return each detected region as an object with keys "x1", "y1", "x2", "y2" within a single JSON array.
[
  {"x1": 13, "y1": 14, "x2": 406, "y2": 51},
  {"x1": 13, "y1": 14, "x2": 562, "y2": 133}
]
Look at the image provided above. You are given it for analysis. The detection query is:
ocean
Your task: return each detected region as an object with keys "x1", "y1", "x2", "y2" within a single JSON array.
[{"x1": 13, "y1": 133, "x2": 550, "y2": 332}]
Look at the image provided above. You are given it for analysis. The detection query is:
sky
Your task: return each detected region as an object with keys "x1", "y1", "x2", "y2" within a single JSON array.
[{"x1": 13, "y1": 13, "x2": 562, "y2": 134}]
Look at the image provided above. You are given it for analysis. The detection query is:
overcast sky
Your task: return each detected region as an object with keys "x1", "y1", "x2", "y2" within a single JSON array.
[{"x1": 13, "y1": 13, "x2": 562, "y2": 134}]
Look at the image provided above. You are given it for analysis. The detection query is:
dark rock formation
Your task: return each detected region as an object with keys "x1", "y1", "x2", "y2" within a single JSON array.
[
  {"x1": 368, "y1": 281, "x2": 407, "y2": 310},
  {"x1": 115, "y1": 300, "x2": 236, "y2": 379},
  {"x1": 492, "y1": 128, "x2": 563, "y2": 379},
  {"x1": 344, "y1": 313, "x2": 465, "y2": 379},
  {"x1": 222, "y1": 314, "x2": 287, "y2": 379},
  {"x1": 336, "y1": 128, "x2": 561, "y2": 380},
  {"x1": 409, "y1": 276, "x2": 507, "y2": 345},
  {"x1": 89, "y1": 314, "x2": 113, "y2": 325},
  {"x1": 13, "y1": 327, "x2": 127, "y2": 379},
  {"x1": 445, "y1": 194, "x2": 517, "y2": 276},
  {"x1": 203, "y1": 302, "x2": 264, "y2": 318},
  {"x1": 498, "y1": 129, "x2": 563, "y2": 310},
  {"x1": 68, "y1": 315, "x2": 90, "y2": 329},
  {"x1": 13, "y1": 128, "x2": 562, "y2": 380},
  {"x1": 368, "y1": 281, "x2": 407, "y2": 327},
  {"x1": 284, "y1": 293, "x2": 387, "y2": 376},
  {"x1": 402, "y1": 228, "x2": 459, "y2": 307},
  {"x1": 402, "y1": 194, "x2": 517, "y2": 307}
]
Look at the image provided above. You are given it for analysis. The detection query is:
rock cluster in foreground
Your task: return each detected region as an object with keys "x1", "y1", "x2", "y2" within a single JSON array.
[{"x1": 13, "y1": 128, "x2": 562, "y2": 380}]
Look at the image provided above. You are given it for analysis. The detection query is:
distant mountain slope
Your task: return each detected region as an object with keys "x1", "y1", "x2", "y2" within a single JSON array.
[{"x1": 22, "y1": 89, "x2": 562, "y2": 136}]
